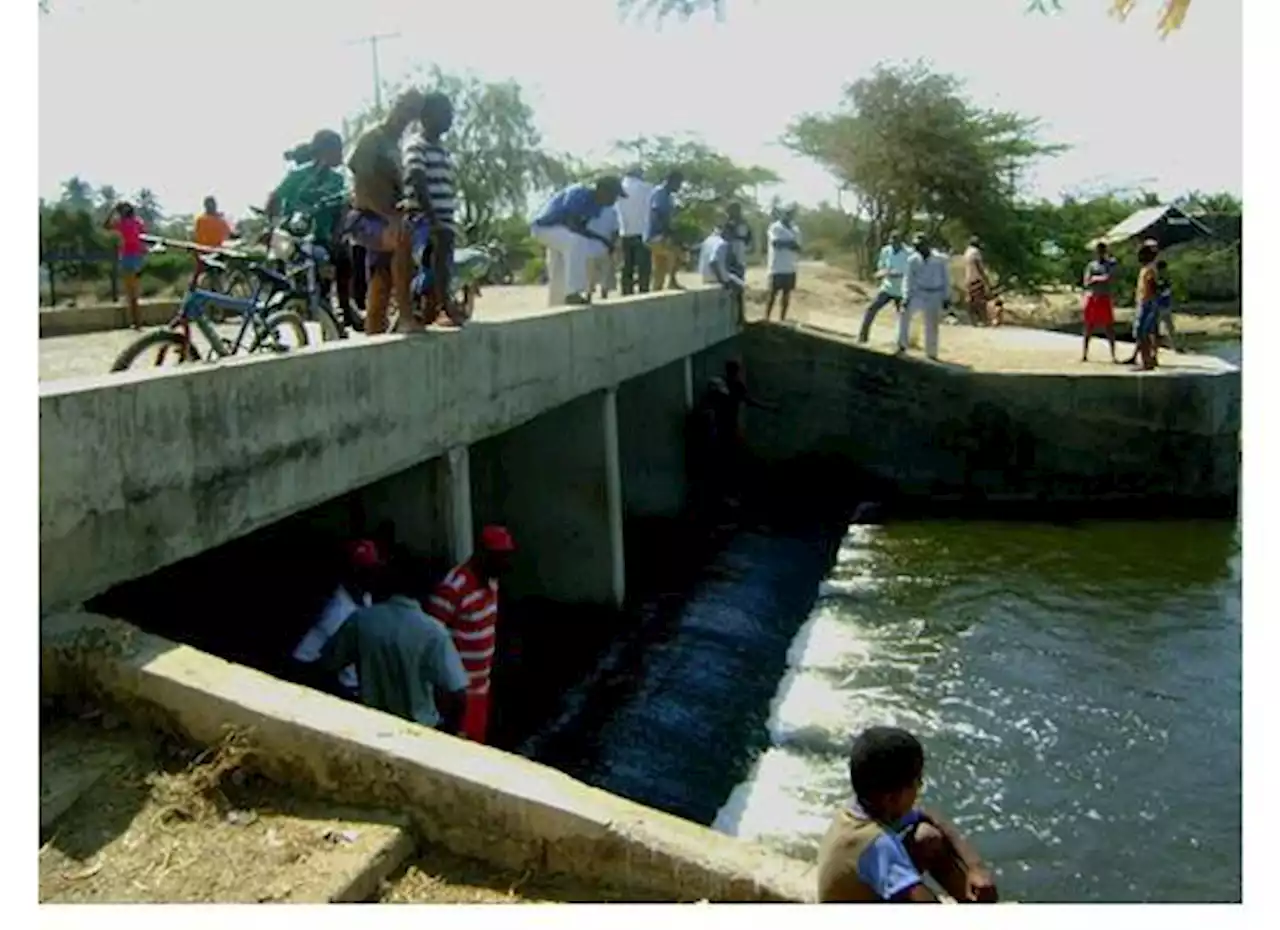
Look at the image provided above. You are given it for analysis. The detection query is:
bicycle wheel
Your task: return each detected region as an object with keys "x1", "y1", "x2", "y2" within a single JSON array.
[
  {"x1": 110, "y1": 330, "x2": 202, "y2": 373},
  {"x1": 250, "y1": 309, "x2": 310, "y2": 355},
  {"x1": 279, "y1": 295, "x2": 345, "y2": 343}
]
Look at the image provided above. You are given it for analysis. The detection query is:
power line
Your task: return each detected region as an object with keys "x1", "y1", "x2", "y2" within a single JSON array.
[{"x1": 346, "y1": 32, "x2": 401, "y2": 114}]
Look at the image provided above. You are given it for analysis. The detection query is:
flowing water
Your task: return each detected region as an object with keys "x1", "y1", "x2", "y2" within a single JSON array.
[{"x1": 529, "y1": 340, "x2": 1242, "y2": 904}]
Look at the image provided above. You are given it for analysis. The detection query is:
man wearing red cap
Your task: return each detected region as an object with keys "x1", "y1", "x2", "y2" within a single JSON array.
[
  {"x1": 292, "y1": 538, "x2": 383, "y2": 698},
  {"x1": 425, "y1": 525, "x2": 516, "y2": 744}
]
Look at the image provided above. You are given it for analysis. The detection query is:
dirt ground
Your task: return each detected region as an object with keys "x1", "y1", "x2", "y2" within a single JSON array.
[
  {"x1": 741, "y1": 262, "x2": 1241, "y2": 341},
  {"x1": 38, "y1": 708, "x2": 654, "y2": 904}
]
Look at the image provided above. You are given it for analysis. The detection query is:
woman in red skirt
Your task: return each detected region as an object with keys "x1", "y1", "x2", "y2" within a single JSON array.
[{"x1": 1081, "y1": 240, "x2": 1118, "y2": 363}]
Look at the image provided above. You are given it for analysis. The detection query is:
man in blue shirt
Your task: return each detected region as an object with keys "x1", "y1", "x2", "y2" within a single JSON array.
[
  {"x1": 531, "y1": 176, "x2": 626, "y2": 306},
  {"x1": 858, "y1": 231, "x2": 910, "y2": 343},
  {"x1": 646, "y1": 170, "x2": 685, "y2": 291}
]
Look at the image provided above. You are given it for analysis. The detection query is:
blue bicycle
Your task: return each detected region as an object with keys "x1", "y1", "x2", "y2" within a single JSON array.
[{"x1": 109, "y1": 251, "x2": 310, "y2": 373}]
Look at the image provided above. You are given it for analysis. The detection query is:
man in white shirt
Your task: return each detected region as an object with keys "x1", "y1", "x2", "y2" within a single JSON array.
[
  {"x1": 899, "y1": 233, "x2": 951, "y2": 361},
  {"x1": 766, "y1": 206, "x2": 802, "y2": 321},
  {"x1": 699, "y1": 220, "x2": 746, "y2": 325},
  {"x1": 586, "y1": 203, "x2": 620, "y2": 299},
  {"x1": 292, "y1": 539, "x2": 383, "y2": 699},
  {"x1": 617, "y1": 167, "x2": 655, "y2": 295}
]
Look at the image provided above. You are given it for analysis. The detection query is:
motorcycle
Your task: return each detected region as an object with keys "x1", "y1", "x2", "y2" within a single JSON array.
[{"x1": 248, "y1": 201, "x2": 348, "y2": 341}]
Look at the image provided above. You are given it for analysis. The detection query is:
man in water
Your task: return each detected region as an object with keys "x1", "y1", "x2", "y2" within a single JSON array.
[
  {"x1": 1081, "y1": 240, "x2": 1118, "y2": 363},
  {"x1": 318, "y1": 554, "x2": 468, "y2": 734},
  {"x1": 424, "y1": 525, "x2": 517, "y2": 745},
  {"x1": 530, "y1": 177, "x2": 626, "y2": 306},
  {"x1": 963, "y1": 236, "x2": 992, "y2": 326},
  {"x1": 858, "y1": 231, "x2": 909, "y2": 343},
  {"x1": 347, "y1": 89, "x2": 425, "y2": 334},
  {"x1": 817, "y1": 726, "x2": 999, "y2": 903},
  {"x1": 765, "y1": 205, "x2": 802, "y2": 322},
  {"x1": 900, "y1": 233, "x2": 951, "y2": 360}
]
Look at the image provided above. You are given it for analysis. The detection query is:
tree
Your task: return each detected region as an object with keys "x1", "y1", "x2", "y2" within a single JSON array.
[
  {"x1": 134, "y1": 188, "x2": 163, "y2": 226},
  {"x1": 95, "y1": 185, "x2": 120, "y2": 220},
  {"x1": 784, "y1": 63, "x2": 1062, "y2": 278},
  {"x1": 60, "y1": 176, "x2": 94, "y2": 213},
  {"x1": 617, "y1": 0, "x2": 1192, "y2": 35},
  {"x1": 344, "y1": 67, "x2": 570, "y2": 244},
  {"x1": 591, "y1": 135, "x2": 780, "y2": 246}
]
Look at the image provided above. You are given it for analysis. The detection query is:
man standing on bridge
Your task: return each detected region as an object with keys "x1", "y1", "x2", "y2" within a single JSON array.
[
  {"x1": 347, "y1": 89, "x2": 425, "y2": 334},
  {"x1": 858, "y1": 232, "x2": 909, "y2": 344},
  {"x1": 618, "y1": 166, "x2": 655, "y2": 295},
  {"x1": 530, "y1": 177, "x2": 625, "y2": 306},
  {"x1": 425, "y1": 525, "x2": 517, "y2": 745},
  {"x1": 899, "y1": 233, "x2": 951, "y2": 361}
]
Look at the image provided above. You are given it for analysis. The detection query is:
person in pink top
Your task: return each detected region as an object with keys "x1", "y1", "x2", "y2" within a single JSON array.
[{"x1": 104, "y1": 201, "x2": 147, "y2": 328}]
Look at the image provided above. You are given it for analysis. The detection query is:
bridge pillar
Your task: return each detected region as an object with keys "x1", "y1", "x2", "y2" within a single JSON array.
[
  {"x1": 617, "y1": 359, "x2": 689, "y2": 521},
  {"x1": 443, "y1": 445, "x2": 474, "y2": 565},
  {"x1": 470, "y1": 389, "x2": 626, "y2": 608}
]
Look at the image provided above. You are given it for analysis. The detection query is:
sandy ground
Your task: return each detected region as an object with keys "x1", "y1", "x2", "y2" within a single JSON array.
[
  {"x1": 38, "y1": 263, "x2": 1238, "y2": 383},
  {"x1": 39, "y1": 707, "x2": 658, "y2": 904},
  {"x1": 40, "y1": 710, "x2": 592, "y2": 904}
]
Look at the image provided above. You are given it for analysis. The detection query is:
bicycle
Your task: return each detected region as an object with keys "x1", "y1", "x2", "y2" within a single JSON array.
[
  {"x1": 254, "y1": 201, "x2": 347, "y2": 342},
  {"x1": 109, "y1": 252, "x2": 311, "y2": 373}
]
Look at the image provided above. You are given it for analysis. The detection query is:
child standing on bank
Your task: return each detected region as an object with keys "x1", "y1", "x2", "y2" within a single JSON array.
[{"x1": 1132, "y1": 240, "x2": 1161, "y2": 371}]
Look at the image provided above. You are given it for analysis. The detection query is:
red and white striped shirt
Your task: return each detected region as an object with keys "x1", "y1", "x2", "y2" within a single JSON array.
[{"x1": 425, "y1": 561, "x2": 498, "y2": 696}]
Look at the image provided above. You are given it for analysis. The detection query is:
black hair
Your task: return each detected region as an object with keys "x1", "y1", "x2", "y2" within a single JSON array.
[
  {"x1": 848, "y1": 726, "x2": 925, "y2": 802},
  {"x1": 1138, "y1": 244, "x2": 1158, "y2": 264},
  {"x1": 724, "y1": 359, "x2": 742, "y2": 377}
]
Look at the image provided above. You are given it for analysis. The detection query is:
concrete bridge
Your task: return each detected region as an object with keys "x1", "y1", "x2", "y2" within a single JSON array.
[{"x1": 40, "y1": 289, "x2": 739, "y2": 615}]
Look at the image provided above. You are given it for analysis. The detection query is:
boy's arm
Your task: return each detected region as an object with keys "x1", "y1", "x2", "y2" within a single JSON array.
[
  {"x1": 921, "y1": 808, "x2": 988, "y2": 874},
  {"x1": 317, "y1": 615, "x2": 358, "y2": 675}
]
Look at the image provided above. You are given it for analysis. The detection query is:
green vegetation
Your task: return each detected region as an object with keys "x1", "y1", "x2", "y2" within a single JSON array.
[{"x1": 618, "y1": 0, "x2": 1193, "y2": 36}]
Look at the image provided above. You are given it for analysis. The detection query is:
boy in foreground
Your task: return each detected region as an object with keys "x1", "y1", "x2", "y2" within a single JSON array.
[{"x1": 817, "y1": 726, "x2": 999, "y2": 903}]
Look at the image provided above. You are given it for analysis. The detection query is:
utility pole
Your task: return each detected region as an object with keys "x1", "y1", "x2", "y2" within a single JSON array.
[{"x1": 347, "y1": 32, "x2": 401, "y2": 114}]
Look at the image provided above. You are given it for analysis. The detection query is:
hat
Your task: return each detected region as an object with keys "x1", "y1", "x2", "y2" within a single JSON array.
[
  {"x1": 597, "y1": 175, "x2": 627, "y2": 198},
  {"x1": 347, "y1": 539, "x2": 383, "y2": 569},
  {"x1": 480, "y1": 525, "x2": 517, "y2": 553}
]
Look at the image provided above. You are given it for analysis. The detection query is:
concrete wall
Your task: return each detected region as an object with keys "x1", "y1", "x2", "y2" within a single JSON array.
[
  {"x1": 41, "y1": 611, "x2": 814, "y2": 902},
  {"x1": 40, "y1": 300, "x2": 181, "y2": 338},
  {"x1": 738, "y1": 325, "x2": 1241, "y2": 510},
  {"x1": 470, "y1": 391, "x2": 624, "y2": 606},
  {"x1": 617, "y1": 360, "x2": 690, "y2": 521},
  {"x1": 40, "y1": 289, "x2": 737, "y2": 613}
]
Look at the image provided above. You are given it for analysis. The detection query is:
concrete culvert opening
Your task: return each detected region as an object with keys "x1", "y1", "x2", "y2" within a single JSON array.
[{"x1": 84, "y1": 488, "x2": 639, "y2": 754}]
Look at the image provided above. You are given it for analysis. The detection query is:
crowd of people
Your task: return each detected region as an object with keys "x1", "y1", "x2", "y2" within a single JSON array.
[{"x1": 289, "y1": 524, "x2": 516, "y2": 745}]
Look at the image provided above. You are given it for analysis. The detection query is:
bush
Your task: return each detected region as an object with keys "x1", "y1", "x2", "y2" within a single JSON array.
[{"x1": 520, "y1": 254, "x2": 546, "y2": 285}]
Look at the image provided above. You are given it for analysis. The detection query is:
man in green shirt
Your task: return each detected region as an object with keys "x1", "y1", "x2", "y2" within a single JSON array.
[
  {"x1": 318, "y1": 558, "x2": 469, "y2": 733},
  {"x1": 267, "y1": 129, "x2": 348, "y2": 247}
]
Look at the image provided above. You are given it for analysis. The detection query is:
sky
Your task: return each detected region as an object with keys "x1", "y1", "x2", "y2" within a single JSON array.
[{"x1": 38, "y1": 0, "x2": 1242, "y2": 221}]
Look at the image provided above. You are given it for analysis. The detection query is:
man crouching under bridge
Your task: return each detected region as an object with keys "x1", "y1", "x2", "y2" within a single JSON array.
[{"x1": 818, "y1": 727, "x2": 999, "y2": 903}]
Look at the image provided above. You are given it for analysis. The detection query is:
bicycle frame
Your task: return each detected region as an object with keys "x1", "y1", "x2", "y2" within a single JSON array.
[{"x1": 172, "y1": 269, "x2": 293, "y2": 357}]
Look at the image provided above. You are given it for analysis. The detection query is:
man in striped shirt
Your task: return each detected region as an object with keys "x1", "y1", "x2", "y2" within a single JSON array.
[
  {"x1": 424, "y1": 525, "x2": 517, "y2": 745},
  {"x1": 402, "y1": 92, "x2": 458, "y2": 329}
]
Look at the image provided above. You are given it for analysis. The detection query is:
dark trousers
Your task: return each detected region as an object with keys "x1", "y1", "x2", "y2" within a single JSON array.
[
  {"x1": 858, "y1": 290, "x2": 902, "y2": 342},
  {"x1": 332, "y1": 242, "x2": 368, "y2": 312},
  {"x1": 620, "y1": 235, "x2": 652, "y2": 295}
]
